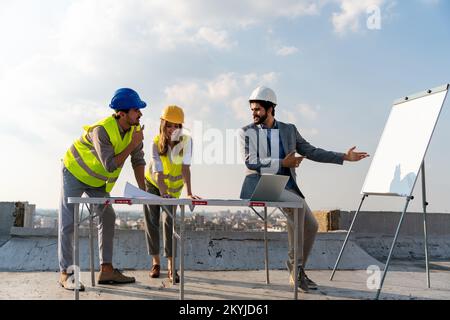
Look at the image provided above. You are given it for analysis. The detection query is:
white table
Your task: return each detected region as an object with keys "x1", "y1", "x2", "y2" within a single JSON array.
[{"x1": 67, "y1": 197, "x2": 303, "y2": 300}]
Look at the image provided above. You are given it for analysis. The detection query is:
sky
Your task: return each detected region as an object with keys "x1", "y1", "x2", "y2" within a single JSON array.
[{"x1": 1, "y1": 0, "x2": 449, "y2": 213}]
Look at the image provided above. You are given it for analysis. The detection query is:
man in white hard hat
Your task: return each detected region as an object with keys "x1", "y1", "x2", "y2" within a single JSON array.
[{"x1": 240, "y1": 86, "x2": 369, "y2": 292}]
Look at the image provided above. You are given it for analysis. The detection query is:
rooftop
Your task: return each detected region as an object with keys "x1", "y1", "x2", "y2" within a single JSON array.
[
  {"x1": 3, "y1": 204, "x2": 450, "y2": 300},
  {"x1": 2, "y1": 260, "x2": 450, "y2": 300}
]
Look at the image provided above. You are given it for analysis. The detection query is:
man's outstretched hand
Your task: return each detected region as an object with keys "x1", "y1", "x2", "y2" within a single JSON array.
[{"x1": 344, "y1": 146, "x2": 370, "y2": 162}]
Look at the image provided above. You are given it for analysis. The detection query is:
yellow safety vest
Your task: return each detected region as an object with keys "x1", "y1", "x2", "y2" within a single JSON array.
[
  {"x1": 145, "y1": 135, "x2": 185, "y2": 198},
  {"x1": 63, "y1": 116, "x2": 137, "y2": 192}
]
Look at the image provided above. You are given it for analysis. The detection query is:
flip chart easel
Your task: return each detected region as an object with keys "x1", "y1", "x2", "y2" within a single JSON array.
[{"x1": 330, "y1": 84, "x2": 449, "y2": 299}]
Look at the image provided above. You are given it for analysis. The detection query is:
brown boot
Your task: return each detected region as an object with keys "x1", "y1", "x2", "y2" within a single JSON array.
[
  {"x1": 97, "y1": 269, "x2": 136, "y2": 284},
  {"x1": 58, "y1": 272, "x2": 85, "y2": 291},
  {"x1": 149, "y1": 264, "x2": 160, "y2": 278}
]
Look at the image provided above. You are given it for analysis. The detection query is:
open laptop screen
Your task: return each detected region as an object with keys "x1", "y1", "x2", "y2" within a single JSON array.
[{"x1": 250, "y1": 175, "x2": 289, "y2": 201}]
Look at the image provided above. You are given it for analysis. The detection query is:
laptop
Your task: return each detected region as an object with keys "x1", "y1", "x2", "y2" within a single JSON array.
[{"x1": 249, "y1": 174, "x2": 290, "y2": 201}]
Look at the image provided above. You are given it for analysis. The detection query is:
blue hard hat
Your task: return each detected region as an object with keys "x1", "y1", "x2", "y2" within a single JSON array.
[{"x1": 109, "y1": 88, "x2": 147, "y2": 110}]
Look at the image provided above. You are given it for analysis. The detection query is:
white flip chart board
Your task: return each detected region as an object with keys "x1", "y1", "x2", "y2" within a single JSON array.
[{"x1": 361, "y1": 84, "x2": 449, "y2": 197}]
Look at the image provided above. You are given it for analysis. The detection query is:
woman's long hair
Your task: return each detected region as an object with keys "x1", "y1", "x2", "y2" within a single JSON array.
[{"x1": 158, "y1": 119, "x2": 184, "y2": 156}]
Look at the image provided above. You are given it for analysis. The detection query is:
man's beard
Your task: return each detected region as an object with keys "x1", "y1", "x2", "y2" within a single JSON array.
[
  {"x1": 128, "y1": 116, "x2": 140, "y2": 126},
  {"x1": 253, "y1": 113, "x2": 267, "y2": 125}
]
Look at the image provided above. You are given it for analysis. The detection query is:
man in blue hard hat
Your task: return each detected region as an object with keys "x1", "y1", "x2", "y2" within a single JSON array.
[{"x1": 58, "y1": 88, "x2": 147, "y2": 291}]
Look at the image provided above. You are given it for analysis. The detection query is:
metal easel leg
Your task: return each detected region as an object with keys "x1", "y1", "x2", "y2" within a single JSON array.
[
  {"x1": 330, "y1": 194, "x2": 367, "y2": 281},
  {"x1": 421, "y1": 162, "x2": 430, "y2": 288},
  {"x1": 375, "y1": 196, "x2": 413, "y2": 300}
]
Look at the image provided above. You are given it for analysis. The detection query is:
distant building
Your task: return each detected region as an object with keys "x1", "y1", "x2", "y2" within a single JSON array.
[
  {"x1": 40, "y1": 216, "x2": 57, "y2": 229},
  {"x1": 11, "y1": 202, "x2": 36, "y2": 228},
  {"x1": 115, "y1": 218, "x2": 127, "y2": 229},
  {"x1": 267, "y1": 225, "x2": 285, "y2": 232},
  {"x1": 127, "y1": 220, "x2": 138, "y2": 230},
  {"x1": 193, "y1": 213, "x2": 205, "y2": 226},
  {"x1": 136, "y1": 219, "x2": 145, "y2": 230}
]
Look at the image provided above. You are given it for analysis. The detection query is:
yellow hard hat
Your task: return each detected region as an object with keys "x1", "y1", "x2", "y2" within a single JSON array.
[{"x1": 161, "y1": 105, "x2": 184, "y2": 124}]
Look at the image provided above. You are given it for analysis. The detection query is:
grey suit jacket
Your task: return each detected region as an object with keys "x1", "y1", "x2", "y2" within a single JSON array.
[{"x1": 239, "y1": 120, "x2": 345, "y2": 199}]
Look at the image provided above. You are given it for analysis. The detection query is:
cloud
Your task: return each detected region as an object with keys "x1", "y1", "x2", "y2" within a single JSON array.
[
  {"x1": 207, "y1": 73, "x2": 239, "y2": 98},
  {"x1": 0, "y1": 0, "x2": 389, "y2": 74},
  {"x1": 195, "y1": 27, "x2": 236, "y2": 49},
  {"x1": 0, "y1": 0, "x2": 397, "y2": 209},
  {"x1": 164, "y1": 82, "x2": 212, "y2": 120},
  {"x1": 332, "y1": 0, "x2": 385, "y2": 34},
  {"x1": 0, "y1": 0, "x2": 390, "y2": 149},
  {"x1": 275, "y1": 1, "x2": 322, "y2": 17},
  {"x1": 279, "y1": 103, "x2": 320, "y2": 136},
  {"x1": 162, "y1": 72, "x2": 279, "y2": 126},
  {"x1": 263, "y1": 73, "x2": 278, "y2": 84},
  {"x1": 162, "y1": 71, "x2": 322, "y2": 133},
  {"x1": 297, "y1": 103, "x2": 319, "y2": 121},
  {"x1": 418, "y1": 0, "x2": 441, "y2": 5},
  {"x1": 231, "y1": 97, "x2": 252, "y2": 122},
  {"x1": 276, "y1": 46, "x2": 300, "y2": 56},
  {"x1": 51, "y1": 0, "x2": 334, "y2": 55}
]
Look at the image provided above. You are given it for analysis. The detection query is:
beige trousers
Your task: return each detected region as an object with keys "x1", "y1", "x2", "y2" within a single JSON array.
[{"x1": 284, "y1": 197, "x2": 318, "y2": 267}]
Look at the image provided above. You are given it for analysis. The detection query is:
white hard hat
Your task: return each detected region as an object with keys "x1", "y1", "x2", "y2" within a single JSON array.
[{"x1": 249, "y1": 86, "x2": 277, "y2": 105}]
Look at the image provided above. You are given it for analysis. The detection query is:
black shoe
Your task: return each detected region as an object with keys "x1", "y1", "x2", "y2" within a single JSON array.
[
  {"x1": 304, "y1": 273, "x2": 318, "y2": 290},
  {"x1": 286, "y1": 260, "x2": 318, "y2": 290},
  {"x1": 285, "y1": 261, "x2": 309, "y2": 293}
]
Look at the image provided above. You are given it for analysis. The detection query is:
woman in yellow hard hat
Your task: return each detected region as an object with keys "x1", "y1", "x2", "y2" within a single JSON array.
[{"x1": 143, "y1": 105, "x2": 200, "y2": 283}]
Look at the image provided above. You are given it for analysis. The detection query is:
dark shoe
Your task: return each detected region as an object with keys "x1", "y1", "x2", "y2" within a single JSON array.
[
  {"x1": 168, "y1": 269, "x2": 180, "y2": 283},
  {"x1": 286, "y1": 260, "x2": 317, "y2": 290},
  {"x1": 304, "y1": 273, "x2": 318, "y2": 290},
  {"x1": 97, "y1": 269, "x2": 136, "y2": 284},
  {"x1": 149, "y1": 264, "x2": 160, "y2": 278},
  {"x1": 285, "y1": 261, "x2": 310, "y2": 293},
  {"x1": 58, "y1": 272, "x2": 85, "y2": 291}
]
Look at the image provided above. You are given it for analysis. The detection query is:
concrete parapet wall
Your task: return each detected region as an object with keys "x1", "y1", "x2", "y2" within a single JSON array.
[
  {"x1": 338, "y1": 211, "x2": 450, "y2": 261},
  {"x1": 340, "y1": 211, "x2": 450, "y2": 236},
  {"x1": 354, "y1": 234, "x2": 450, "y2": 261},
  {"x1": 0, "y1": 228, "x2": 382, "y2": 272},
  {"x1": 2, "y1": 210, "x2": 450, "y2": 272},
  {"x1": 0, "y1": 203, "x2": 15, "y2": 236}
]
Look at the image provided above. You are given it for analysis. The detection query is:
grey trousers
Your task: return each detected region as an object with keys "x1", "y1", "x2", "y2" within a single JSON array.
[
  {"x1": 143, "y1": 180, "x2": 175, "y2": 257},
  {"x1": 58, "y1": 165, "x2": 116, "y2": 272},
  {"x1": 284, "y1": 194, "x2": 318, "y2": 267}
]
